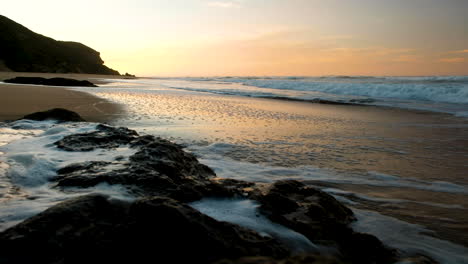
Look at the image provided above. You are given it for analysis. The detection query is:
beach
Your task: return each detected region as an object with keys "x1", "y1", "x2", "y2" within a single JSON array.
[
  {"x1": 90, "y1": 80, "x2": 468, "y2": 246},
  {"x1": 0, "y1": 72, "x2": 125, "y2": 122},
  {"x1": 1, "y1": 75, "x2": 468, "y2": 263}
]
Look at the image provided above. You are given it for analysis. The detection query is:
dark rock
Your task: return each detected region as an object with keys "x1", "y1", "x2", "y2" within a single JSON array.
[
  {"x1": 55, "y1": 124, "x2": 138, "y2": 151},
  {"x1": 255, "y1": 180, "x2": 396, "y2": 264},
  {"x1": 0, "y1": 15, "x2": 119, "y2": 75},
  {"x1": 4, "y1": 77, "x2": 97, "y2": 87},
  {"x1": 56, "y1": 161, "x2": 111, "y2": 175},
  {"x1": 337, "y1": 232, "x2": 395, "y2": 264},
  {"x1": 0, "y1": 194, "x2": 289, "y2": 264},
  {"x1": 53, "y1": 128, "x2": 219, "y2": 202},
  {"x1": 20, "y1": 108, "x2": 86, "y2": 122},
  {"x1": 0, "y1": 120, "x2": 437, "y2": 263},
  {"x1": 258, "y1": 180, "x2": 355, "y2": 226},
  {"x1": 397, "y1": 255, "x2": 439, "y2": 264},
  {"x1": 215, "y1": 254, "x2": 343, "y2": 264}
]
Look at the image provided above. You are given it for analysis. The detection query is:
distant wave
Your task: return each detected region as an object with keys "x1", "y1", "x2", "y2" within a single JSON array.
[
  {"x1": 139, "y1": 76, "x2": 468, "y2": 117},
  {"x1": 167, "y1": 85, "x2": 372, "y2": 106},
  {"x1": 177, "y1": 75, "x2": 468, "y2": 84},
  {"x1": 219, "y1": 77, "x2": 468, "y2": 104}
]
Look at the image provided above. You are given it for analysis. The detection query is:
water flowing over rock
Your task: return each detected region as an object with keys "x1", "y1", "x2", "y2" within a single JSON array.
[
  {"x1": 0, "y1": 110, "x2": 438, "y2": 264},
  {"x1": 0, "y1": 194, "x2": 289, "y2": 264}
]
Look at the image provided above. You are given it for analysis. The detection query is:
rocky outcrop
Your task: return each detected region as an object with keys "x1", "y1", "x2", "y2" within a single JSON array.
[
  {"x1": 55, "y1": 124, "x2": 138, "y2": 151},
  {"x1": 0, "y1": 15, "x2": 119, "y2": 75},
  {"x1": 215, "y1": 254, "x2": 342, "y2": 264},
  {"x1": 0, "y1": 110, "x2": 436, "y2": 263},
  {"x1": 0, "y1": 194, "x2": 288, "y2": 264},
  {"x1": 49, "y1": 123, "x2": 399, "y2": 263},
  {"x1": 20, "y1": 108, "x2": 86, "y2": 122},
  {"x1": 253, "y1": 180, "x2": 396, "y2": 264},
  {"x1": 4, "y1": 77, "x2": 97, "y2": 87},
  {"x1": 53, "y1": 124, "x2": 221, "y2": 201}
]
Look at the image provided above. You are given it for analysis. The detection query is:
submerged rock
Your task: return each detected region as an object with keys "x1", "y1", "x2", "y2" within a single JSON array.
[
  {"x1": 20, "y1": 108, "x2": 86, "y2": 122},
  {"x1": 4, "y1": 77, "x2": 98, "y2": 87},
  {"x1": 255, "y1": 180, "x2": 396, "y2": 264},
  {"x1": 215, "y1": 254, "x2": 343, "y2": 264},
  {"x1": 0, "y1": 194, "x2": 288, "y2": 264}
]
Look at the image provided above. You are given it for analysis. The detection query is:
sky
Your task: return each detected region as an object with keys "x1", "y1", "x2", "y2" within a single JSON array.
[{"x1": 3, "y1": 0, "x2": 468, "y2": 76}]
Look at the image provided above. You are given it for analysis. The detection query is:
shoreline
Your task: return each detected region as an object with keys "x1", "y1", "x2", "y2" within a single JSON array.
[
  {"x1": 0, "y1": 76, "x2": 467, "y2": 262},
  {"x1": 0, "y1": 115, "x2": 437, "y2": 263},
  {"x1": 0, "y1": 72, "x2": 127, "y2": 123}
]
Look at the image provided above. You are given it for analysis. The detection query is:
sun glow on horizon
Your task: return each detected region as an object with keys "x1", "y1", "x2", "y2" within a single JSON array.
[{"x1": 3, "y1": 0, "x2": 468, "y2": 76}]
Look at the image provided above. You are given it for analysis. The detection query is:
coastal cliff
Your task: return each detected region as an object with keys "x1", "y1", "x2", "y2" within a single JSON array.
[{"x1": 0, "y1": 15, "x2": 119, "y2": 75}]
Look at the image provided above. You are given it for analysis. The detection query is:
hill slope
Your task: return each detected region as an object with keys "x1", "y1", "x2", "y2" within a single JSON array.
[{"x1": 0, "y1": 15, "x2": 119, "y2": 75}]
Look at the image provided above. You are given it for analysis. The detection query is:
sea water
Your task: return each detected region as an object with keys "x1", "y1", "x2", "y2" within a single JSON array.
[{"x1": 1, "y1": 76, "x2": 468, "y2": 263}]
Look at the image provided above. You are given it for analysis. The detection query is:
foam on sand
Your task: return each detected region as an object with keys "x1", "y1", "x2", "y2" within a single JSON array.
[{"x1": 0, "y1": 120, "x2": 136, "y2": 231}]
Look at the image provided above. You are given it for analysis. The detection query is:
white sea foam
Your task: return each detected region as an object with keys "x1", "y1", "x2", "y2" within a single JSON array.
[
  {"x1": 352, "y1": 209, "x2": 468, "y2": 264},
  {"x1": 102, "y1": 76, "x2": 468, "y2": 118},
  {"x1": 222, "y1": 76, "x2": 468, "y2": 104},
  {"x1": 190, "y1": 143, "x2": 468, "y2": 194},
  {"x1": 323, "y1": 188, "x2": 465, "y2": 209},
  {"x1": 190, "y1": 198, "x2": 318, "y2": 253},
  {"x1": 455, "y1": 111, "x2": 468, "y2": 118},
  {"x1": 0, "y1": 121, "x2": 136, "y2": 231},
  {"x1": 73, "y1": 77, "x2": 468, "y2": 119}
]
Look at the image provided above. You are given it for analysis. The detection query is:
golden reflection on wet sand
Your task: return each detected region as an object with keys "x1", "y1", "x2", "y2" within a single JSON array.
[{"x1": 96, "y1": 90, "x2": 468, "y2": 246}]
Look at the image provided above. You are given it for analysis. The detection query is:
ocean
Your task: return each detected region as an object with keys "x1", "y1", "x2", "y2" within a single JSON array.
[{"x1": 1, "y1": 76, "x2": 468, "y2": 263}]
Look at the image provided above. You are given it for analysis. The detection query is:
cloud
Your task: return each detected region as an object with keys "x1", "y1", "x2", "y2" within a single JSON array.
[
  {"x1": 206, "y1": 1, "x2": 241, "y2": 8},
  {"x1": 439, "y1": 57, "x2": 465, "y2": 63},
  {"x1": 128, "y1": 29, "x2": 467, "y2": 76},
  {"x1": 447, "y1": 49, "x2": 468, "y2": 54}
]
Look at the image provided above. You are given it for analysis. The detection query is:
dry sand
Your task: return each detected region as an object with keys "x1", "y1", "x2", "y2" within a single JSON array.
[{"x1": 0, "y1": 72, "x2": 127, "y2": 123}]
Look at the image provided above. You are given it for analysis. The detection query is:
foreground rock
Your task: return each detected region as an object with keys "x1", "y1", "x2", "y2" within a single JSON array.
[
  {"x1": 215, "y1": 255, "x2": 342, "y2": 264},
  {"x1": 0, "y1": 110, "x2": 437, "y2": 263},
  {"x1": 49, "y1": 123, "x2": 400, "y2": 263},
  {"x1": 252, "y1": 180, "x2": 396, "y2": 264},
  {"x1": 4, "y1": 77, "x2": 97, "y2": 87},
  {"x1": 0, "y1": 194, "x2": 288, "y2": 264},
  {"x1": 53, "y1": 124, "x2": 223, "y2": 201},
  {"x1": 55, "y1": 124, "x2": 138, "y2": 150},
  {"x1": 20, "y1": 108, "x2": 86, "y2": 122}
]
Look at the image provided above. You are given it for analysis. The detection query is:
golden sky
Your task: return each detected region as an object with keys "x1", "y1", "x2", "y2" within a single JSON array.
[{"x1": 3, "y1": 0, "x2": 468, "y2": 76}]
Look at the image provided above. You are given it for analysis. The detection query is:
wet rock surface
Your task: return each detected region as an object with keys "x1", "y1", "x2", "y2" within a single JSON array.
[
  {"x1": 20, "y1": 108, "x2": 86, "y2": 122},
  {"x1": 55, "y1": 124, "x2": 138, "y2": 151},
  {"x1": 53, "y1": 125, "x2": 220, "y2": 201},
  {"x1": 215, "y1": 254, "x2": 343, "y2": 264},
  {"x1": 0, "y1": 194, "x2": 288, "y2": 264},
  {"x1": 0, "y1": 111, "x2": 438, "y2": 263},
  {"x1": 253, "y1": 180, "x2": 396, "y2": 264}
]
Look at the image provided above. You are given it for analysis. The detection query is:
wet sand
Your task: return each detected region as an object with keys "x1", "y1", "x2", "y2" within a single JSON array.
[
  {"x1": 0, "y1": 72, "x2": 126, "y2": 123},
  {"x1": 88, "y1": 86, "x2": 468, "y2": 247}
]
